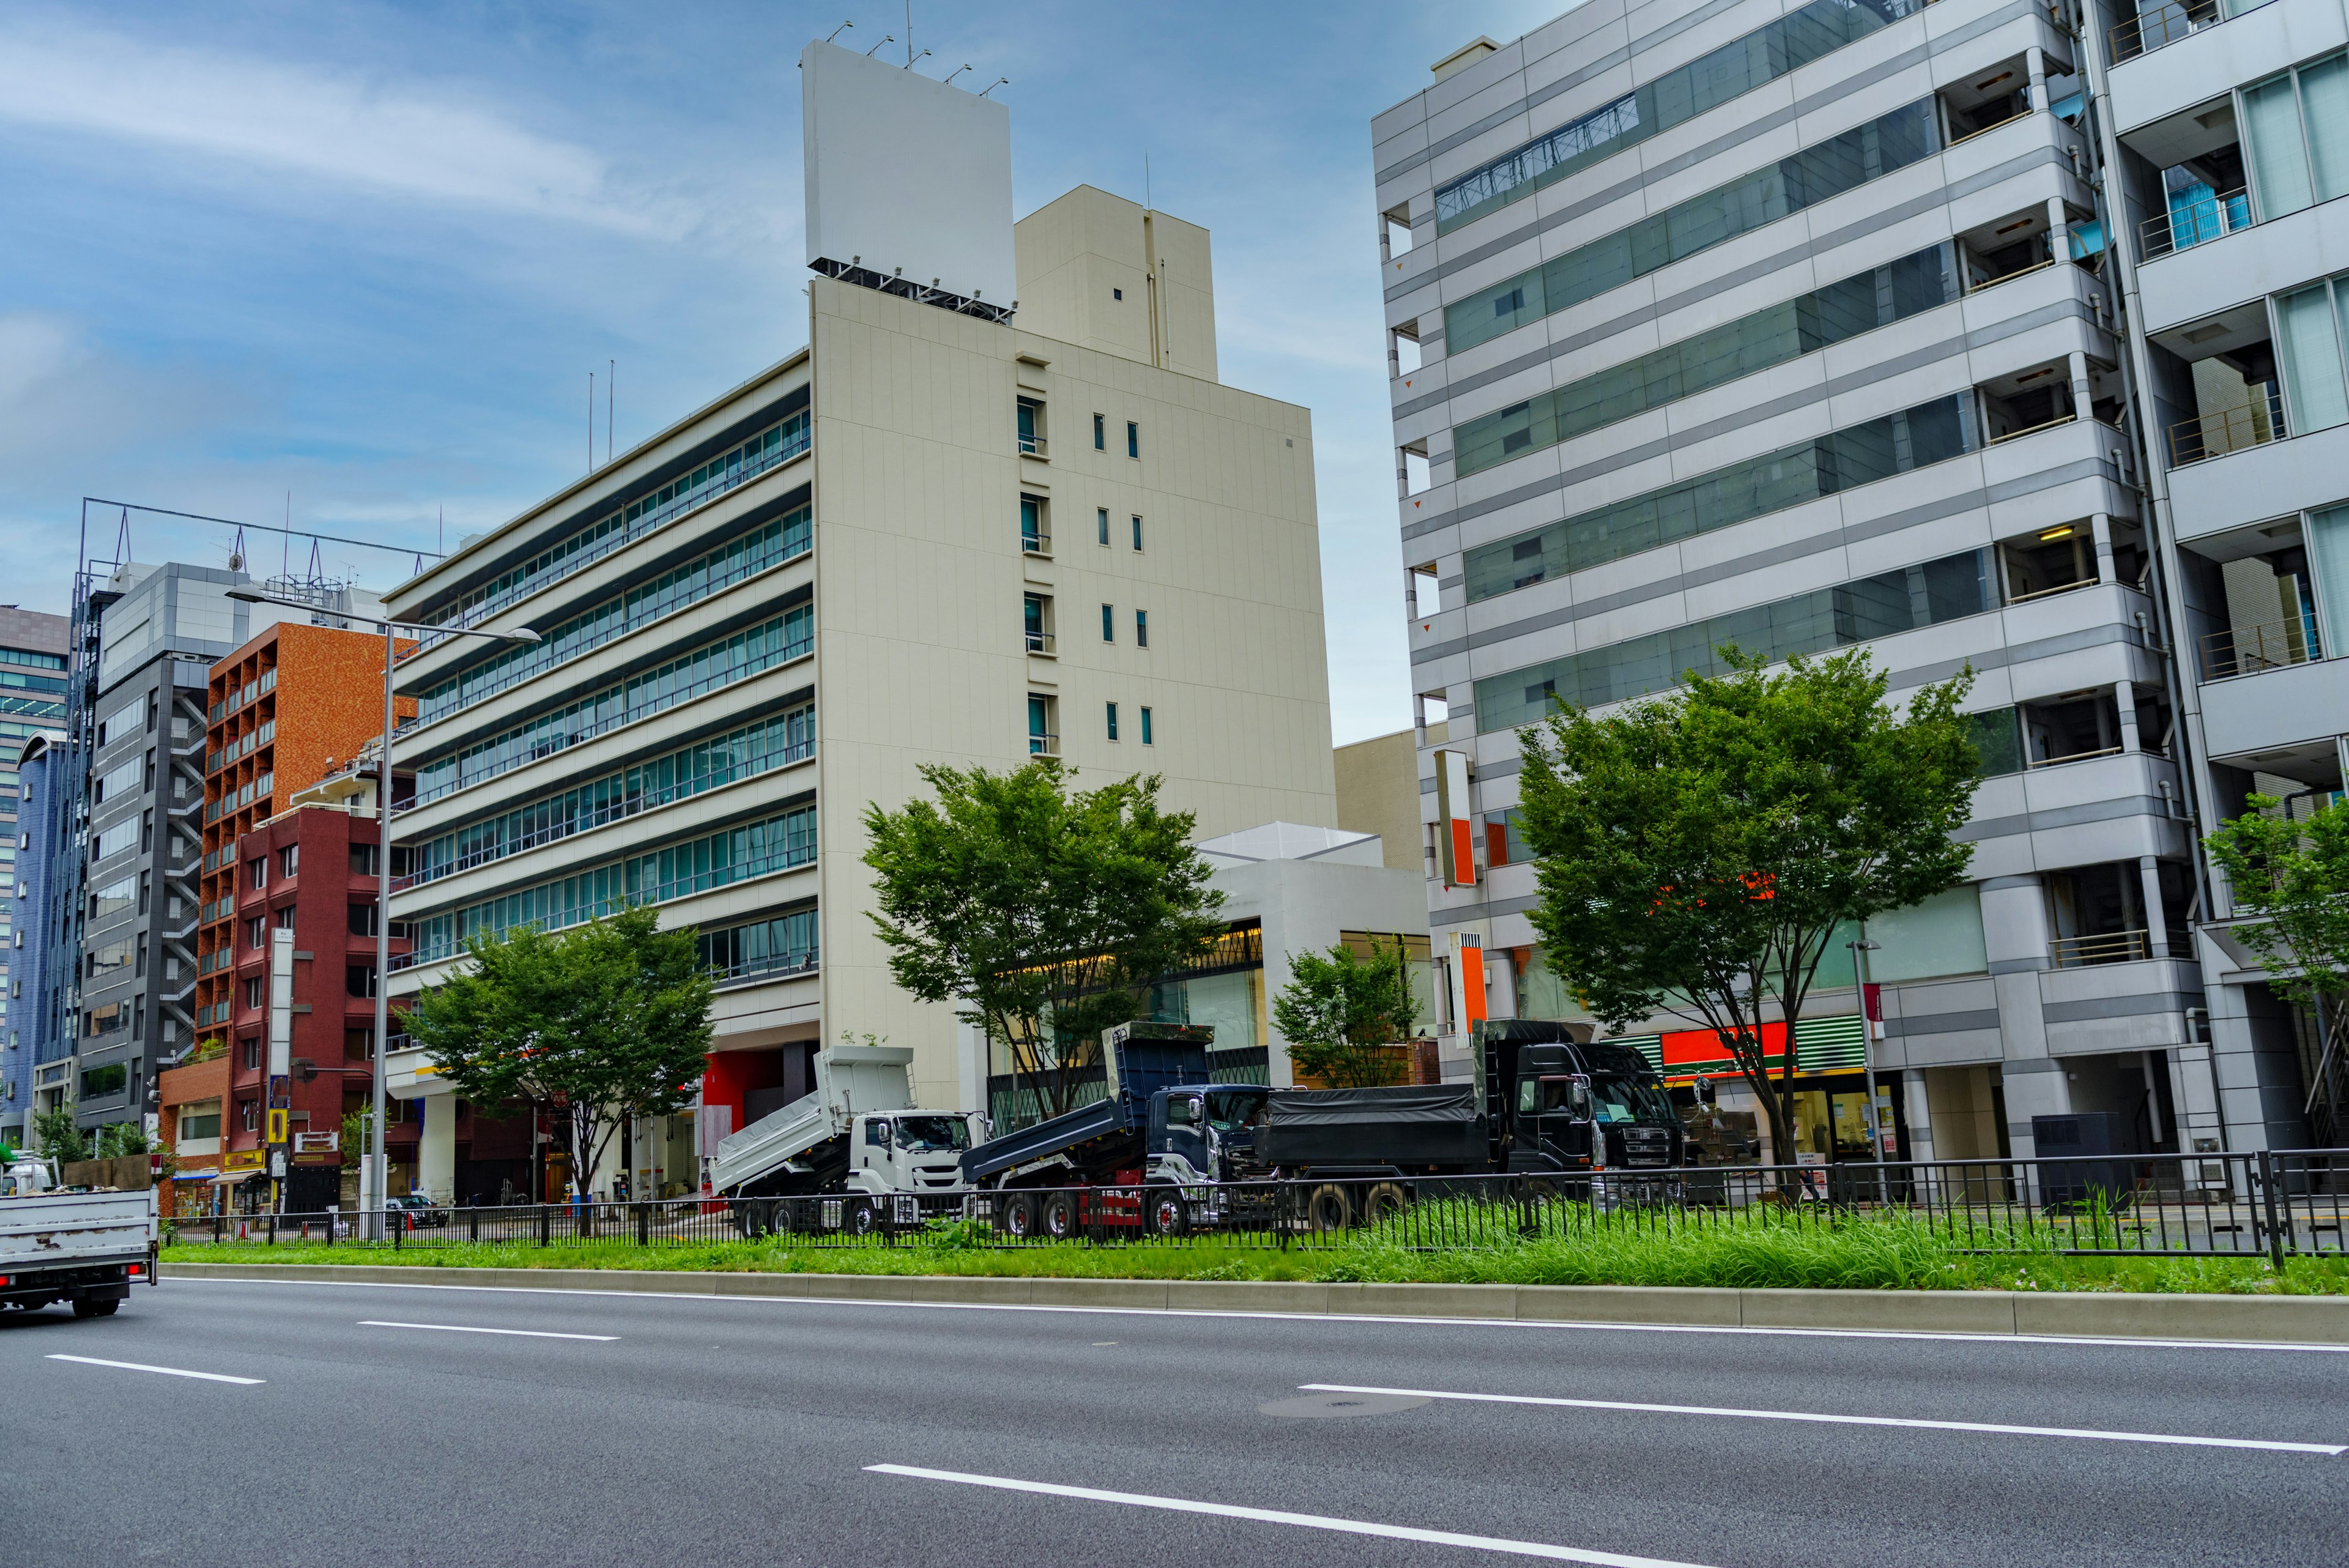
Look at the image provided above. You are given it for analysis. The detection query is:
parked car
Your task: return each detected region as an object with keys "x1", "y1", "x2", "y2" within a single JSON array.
[{"x1": 385, "y1": 1194, "x2": 450, "y2": 1228}]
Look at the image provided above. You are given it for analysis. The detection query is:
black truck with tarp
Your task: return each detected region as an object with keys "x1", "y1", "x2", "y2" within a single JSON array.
[{"x1": 1137, "y1": 1017, "x2": 1687, "y2": 1232}]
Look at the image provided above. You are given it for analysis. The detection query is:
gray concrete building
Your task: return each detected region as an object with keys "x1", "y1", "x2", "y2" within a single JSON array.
[
  {"x1": 1372, "y1": 0, "x2": 2326, "y2": 1165},
  {"x1": 0, "y1": 606, "x2": 70, "y2": 1145}
]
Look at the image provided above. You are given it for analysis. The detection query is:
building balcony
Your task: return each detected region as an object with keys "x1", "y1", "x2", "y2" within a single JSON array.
[
  {"x1": 2139, "y1": 191, "x2": 2349, "y2": 337},
  {"x1": 2198, "y1": 649, "x2": 2349, "y2": 771},
  {"x1": 2106, "y1": 0, "x2": 2326, "y2": 135}
]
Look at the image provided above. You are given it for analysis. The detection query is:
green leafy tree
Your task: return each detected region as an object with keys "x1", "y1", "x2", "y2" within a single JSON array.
[
  {"x1": 2205, "y1": 797, "x2": 2349, "y2": 1137},
  {"x1": 31, "y1": 1102, "x2": 91, "y2": 1164},
  {"x1": 863, "y1": 760, "x2": 1224, "y2": 1121},
  {"x1": 1515, "y1": 647, "x2": 1980, "y2": 1168},
  {"x1": 401, "y1": 905, "x2": 713, "y2": 1204},
  {"x1": 1273, "y1": 941, "x2": 1422, "y2": 1088}
]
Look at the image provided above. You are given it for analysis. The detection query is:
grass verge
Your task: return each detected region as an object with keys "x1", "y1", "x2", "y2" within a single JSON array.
[{"x1": 162, "y1": 1210, "x2": 2349, "y2": 1295}]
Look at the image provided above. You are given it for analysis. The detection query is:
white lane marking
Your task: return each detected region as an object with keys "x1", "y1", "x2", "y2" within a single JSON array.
[
  {"x1": 170, "y1": 1276, "x2": 2349, "y2": 1354},
  {"x1": 866, "y1": 1463, "x2": 1713, "y2": 1567},
  {"x1": 1301, "y1": 1383, "x2": 2347, "y2": 1456},
  {"x1": 358, "y1": 1320, "x2": 616, "y2": 1342},
  {"x1": 46, "y1": 1354, "x2": 263, "y2": 1385}
]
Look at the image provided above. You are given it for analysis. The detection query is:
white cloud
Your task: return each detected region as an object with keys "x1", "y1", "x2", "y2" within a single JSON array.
[{"x1": 0, "y1": 21, "x2": 675, "y2": 233}]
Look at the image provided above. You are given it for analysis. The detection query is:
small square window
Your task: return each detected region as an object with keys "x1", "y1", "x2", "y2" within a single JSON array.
[
  {"x1": 1097, "y1": 507, "x2": 1110, "y2": 547},
  {"x1": 279, "y1": 845, "x2": 299, "y2": 878},
  {"x1": 1135, "y1": 609, "x2": 1149, "y2": 648},
  {"x1": 1131, "y1": 515, "x2": 1143, "y2": 551},
  {"x1": 1106, "y1": 702, "x2": 1119, "y2": 741},
  {"x1": 1101, "y1": 604, "x2": 1115, "y2": 643},
  {"x1": 1113, "y1": 288, "x2": 1124, "y2": 300},
  {"x1": 1140, "y1": 706, "x2": 1154, "y2": 746},
  {"x1": 1093, "y1": 414, "x2": 1105, "y2": 451},
  {"x1": 1126, "y1": 422, "x2": 1140, "y2": 459}
]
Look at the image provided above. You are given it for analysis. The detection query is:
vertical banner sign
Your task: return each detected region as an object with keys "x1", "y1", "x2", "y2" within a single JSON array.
[
  {"x1": 1861, "y1": 982, "x2": 1885, "y2": 1041},
  {"x1": 1447, "y1": 932, "x2": 1488, "y2": 1040},
  {"x1": 268, "y1": 927, "x2": 295, "y2": 1086},
  {"x1": 1434, "y1": 749, "x2": 1476, "y2": 888}
]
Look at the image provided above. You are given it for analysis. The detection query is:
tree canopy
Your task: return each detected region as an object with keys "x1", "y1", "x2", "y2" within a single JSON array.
[
  {"x1": 863, "y1": 759, "x2": 1224, "y2": 1120},
  {"x1": 401, "y1": 905, "x2": 713, "y2": 1200},
  {"x1": 1514, "y1": 647, "x2": 1980, "y2": 1164},
  {"x1": 2205, "y1": 796, "x2": 2349, "y2": 1141},
  {"x1": 1271, "y1": 940, "x2": 1422, "y2": 1088}
]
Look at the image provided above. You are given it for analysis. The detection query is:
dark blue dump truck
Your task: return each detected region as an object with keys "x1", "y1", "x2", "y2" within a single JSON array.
[
  {"x1": 1137, "y1": 1019, "x2": 1687, "y2": 1234},
  {"x1": 959, "y1": 1022, "x2": 1213, "y2": 1239}
]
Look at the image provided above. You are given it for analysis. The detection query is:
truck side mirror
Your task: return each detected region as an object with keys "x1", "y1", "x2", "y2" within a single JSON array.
[{"x1": 1567, "y1": 1077, "x2": 1593, "y2": 1122}]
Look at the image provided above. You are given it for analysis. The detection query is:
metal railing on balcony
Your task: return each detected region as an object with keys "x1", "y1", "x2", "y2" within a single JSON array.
[
  {"x1": 1985, "y1": 411, "x2": 2078, "y2": 447},
  {"x1": 2004, "y1": 574, "x2": 2099, "y2": 605},
  {"x1": 2140, "y1": 188, "x2": 2251, "y2": 261},
  {"x1": 2028, "y1": 743, "x2": 2123, "y2": 769},
  {"x1": 1022, "y1": 529, "x2": 1051, "y2": 557},
  {"x1": 1028, "y1": 730, "x2": 1059, "y2": 757},
  {"x1": 1024, "y1": 630, "x2": 1056, "y2": 655},
  {"x1": 2110, "y1": 0, "x2": 2238, "y2": 64},
  {"x1": 2052, "y1": 928, "x2": 2152, "y2": 967},
  {"x1": 2201, "y1": 615, "x2": 2322, "y2": 680},
  {"x1": 2167, "y1": 385, "x2": 2285, "y2": 466},
  {"x1": 1017, "y1": 433, "x2": 1048, "y2": 457}
]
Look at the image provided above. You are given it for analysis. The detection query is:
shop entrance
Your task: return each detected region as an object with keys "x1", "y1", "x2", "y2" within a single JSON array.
[{"x1": 1788, "y1": 1072, "x2": 1907, "y2": 1163}]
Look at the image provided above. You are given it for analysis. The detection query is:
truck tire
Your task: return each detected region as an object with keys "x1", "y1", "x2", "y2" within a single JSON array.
[
  {"x1": 1363, "y1": 1182, "x2": 1409, "y2": 1226},
  {"x1": 732, "y1": 1200, "x2": 768, "y2": 1239},
  {"x1": 999, "y1": 1192, "x2": 1039, "y2": 1239},
  {"x1": 1306, "y1": 1184, "x2": 1354, "y2": 1232},
  {"x1": 844, "y1": 1198, "x2": 878, "y2": 1236},
  {"x1": 72, "y1": 1298, "x2": 119, "y2": 1318},
  {"x1": 1145, "y1": 1187, "x2": 1189, "y2": 1238},
  {"x1": 1041, "y1": 1191, "x2": 1080, "y2": 1240}
]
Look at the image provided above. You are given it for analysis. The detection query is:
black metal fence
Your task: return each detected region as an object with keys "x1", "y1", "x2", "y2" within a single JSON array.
[{"x1": 161, "y1": 1149, "x2": 2349, "y2": 1264}]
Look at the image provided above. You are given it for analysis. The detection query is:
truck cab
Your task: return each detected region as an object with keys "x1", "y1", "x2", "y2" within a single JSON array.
[
  {"x1": 1476, "y1": 1021, "x2": 1685, "y2": 1173},
  {"x1": 841, "y1": 1111, "x2": 984, "y2": 1198},
  {"x1": 1145, "y1": 1084, "x2": 1267, "y2": 1187}
]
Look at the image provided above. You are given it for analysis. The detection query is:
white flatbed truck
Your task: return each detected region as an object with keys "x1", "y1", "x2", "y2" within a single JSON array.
[{"x1": 0, "y1": 1153, "x2": 159, "y2": 1318}]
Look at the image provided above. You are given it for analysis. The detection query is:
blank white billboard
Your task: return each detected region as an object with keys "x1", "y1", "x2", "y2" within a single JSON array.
[{"x1": 801, "y1": 39, "x2": 1015, "y2": 311}]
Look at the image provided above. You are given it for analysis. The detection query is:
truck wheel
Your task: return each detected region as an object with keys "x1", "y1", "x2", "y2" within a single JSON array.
[
  {"x1": 1145, "y1": 1188, "x2": 1189, "y2": 1238},
  {"x1": 1000, "y1": 1193, "x2": 1039, "y2": 1239},
  {"x1": 72, "y1": 1298, "x2": 119, "y2": 1319},
  {"x1": 732, "y1": 1200, "x2": 766, "y2": 1239},
  {"x1": 1306, "y1": 1184, "x2": 1353, "y2": 1232},
  {"x1": 1041, "y1": 1192, "x2": 1080, "y2": 1240},
  {"x1": 844, "y1": 1199, "x2": 878, "y2": 1237},
  {"x1": 1364, "y1": 1183, "x2": 1409, "y2": 1227}
]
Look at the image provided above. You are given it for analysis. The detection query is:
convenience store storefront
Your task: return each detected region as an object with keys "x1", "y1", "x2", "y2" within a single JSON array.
[{"x1": 1609, "y1": 1015, "x2": 1907, "y2": 1165}]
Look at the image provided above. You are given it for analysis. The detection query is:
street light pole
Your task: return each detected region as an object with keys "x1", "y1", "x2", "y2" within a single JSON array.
[
  {"x1": 1848, "y1": 935, "x2": 1887, "y2": 1165},
  {"x1": 226, "y1": 588, "x2": 536, "y2": 1239}
]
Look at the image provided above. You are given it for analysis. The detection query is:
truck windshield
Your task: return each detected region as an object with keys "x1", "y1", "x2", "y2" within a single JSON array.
[
  {"x1": 1590, "y1": 1076, "x2": 1677, "y2": 1125},
  {"x1": 894, "y1": 1116, "x2": 971, "y2": 1153}
]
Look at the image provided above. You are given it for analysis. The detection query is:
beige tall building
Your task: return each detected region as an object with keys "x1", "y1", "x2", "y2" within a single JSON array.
[{"x1": 378, "y1": 180, "x2": 1334, "y2": 1198}]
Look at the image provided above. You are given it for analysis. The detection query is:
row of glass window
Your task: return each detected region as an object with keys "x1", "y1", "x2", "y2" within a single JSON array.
[
  {"x1": 1447, "y1": 99, "x2": 1941, "y2": 356},
  {"x1": 422, "y1": 407, "x2": 808, "y2": 635},
  {"x1": 409, "y1": 703, "x2": 814, "y2": 888},
  {"x1": 412, "y1": 607, "x2": 812, "y2": 805},
  {"x1": 0, "y1": 647, "x2": 67, "y2": 672},
  {"x1": 699, "y1": 905, "x2": 819, "y2": 981},
  {"x1": 1454, "y1": 243, "x2": 1960, "y2": 479},
  {"x1": 1463, "y1": 394, "x2": 1978, "y2": 603},
  {"x1": 417, "y1": 507, "x2": 810, "y2": 724},
  {"x1": 1433, "y1": 0, "x2": 1931, "y2": 233},
  {"x1": 410, "y1": 803, "x2": 817, "y2": 964},
  {"x1": 1472, "y1": 543, "x2": 1994, "y2": 732}
]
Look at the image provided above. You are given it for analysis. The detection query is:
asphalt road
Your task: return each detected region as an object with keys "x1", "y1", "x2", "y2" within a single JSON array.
[{"x1": 4, "y1": 1277, "x2": 2344, "y2": 1567}]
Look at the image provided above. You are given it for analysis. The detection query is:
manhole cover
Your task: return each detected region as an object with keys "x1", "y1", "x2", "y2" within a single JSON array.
[{"x1": 1258, "y1": 1392, "x2": 1430, "y2": 1419}]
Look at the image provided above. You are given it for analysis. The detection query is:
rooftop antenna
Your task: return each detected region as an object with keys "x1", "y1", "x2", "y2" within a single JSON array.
[
  {"x1": 979, "y1": 76, "x2": 1008, "y2": 97},
  {"x1": 823, "y1": 20, "x2": 852, "y2": 43},
  {"x1": 905, "y1": 0, "x2": 911, "y2": 65},
  {"x1": 607, "y1": 358, "x2": 615, "y2": 466},
  {"x1": 587, "y1": 371, "x2": 595, "y2": 474},
  {"x1": 228, "y1": 526, "x2": 247, "y2": 573},
  {"x1": 1145, "y1": 153, "x2": 1152, "y2": 212},
  {"x1": 437, "y1": 505, "x2": 443, "y2": 555},
  {"x1": 114, "y1": 505, "x2": 130, "y2": 568},
  {"x1": 943, "y1": 63, "x2": 971, "y2": 86},
  {"x1": 283, "y1": 493, "x2": 291, "y2": 576},
  {"x1": 864, "y1": 32, "x2": 892, "y2": 55}
]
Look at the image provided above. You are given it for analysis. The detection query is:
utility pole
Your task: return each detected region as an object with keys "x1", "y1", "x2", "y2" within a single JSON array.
[{"x1": 1849, "y1": 937, "x2": 1888, "y2": 1165}]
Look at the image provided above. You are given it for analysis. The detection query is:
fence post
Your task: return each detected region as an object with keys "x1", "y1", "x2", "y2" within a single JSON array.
[
  {"x1": 539, "y1": 1205, "x2": 552, "y2": 1247},
  {"x1": 469, "y1": 1208, "x2": 480, "y2": 1243},
  {"x1": 2260, "y1": 1149, "x2": 2287, "y2": 1271},
  {"x1": 393, "y1": 1211, "x2": 403, "y2": 1250},
  {"x1": 636, "y1": 1202, "x2": 650, "y2": 1246},
  {"x1": 267, "y1": 1212, "x2": 276, "y2": 1247},
  {"x1": 1277, "y1": 1181, "x2": 1290, "y2": 1253}
]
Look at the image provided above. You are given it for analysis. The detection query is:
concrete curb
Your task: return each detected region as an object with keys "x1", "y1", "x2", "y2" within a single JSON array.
[{"x1": 158, "y1": 1261, "x2": 2349, "y2": 1345}]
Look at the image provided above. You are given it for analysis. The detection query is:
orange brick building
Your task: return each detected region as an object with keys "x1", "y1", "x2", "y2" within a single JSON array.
[{"x1": 177, "y1": 622, "x2": 417, "y2": 1211}]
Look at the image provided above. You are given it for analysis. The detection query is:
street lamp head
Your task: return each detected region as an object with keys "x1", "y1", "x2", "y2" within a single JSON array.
[
  {"x1": 507, "y1": 627, "x2": 542, "y2": 644},
  {"x1": 225, "y1": 586, "x2": 268, "y2": 604}
]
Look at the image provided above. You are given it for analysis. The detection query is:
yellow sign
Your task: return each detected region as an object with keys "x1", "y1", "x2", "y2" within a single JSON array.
[
  {"x1": 265, "y1": 1108, "x2": 288, "y2": 1145},
  {"x1": 222, "y1": 1149, "x2": 265, "y2": 1171}
]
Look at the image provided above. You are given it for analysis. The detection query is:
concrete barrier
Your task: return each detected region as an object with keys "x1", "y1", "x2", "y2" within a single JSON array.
[{"x1": 155, "y1": 1261, "x2": 2349, "y2": 1345}]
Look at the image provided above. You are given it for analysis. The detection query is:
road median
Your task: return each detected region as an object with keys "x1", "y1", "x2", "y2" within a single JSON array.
[{"x1": 160, "y1": 1260, "x2": 2349, "y2": 1344}]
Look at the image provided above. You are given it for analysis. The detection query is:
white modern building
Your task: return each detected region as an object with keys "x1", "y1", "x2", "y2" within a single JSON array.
[
  {"x1": 380, "y1": 42, "x2": 1339, "y2": 1200},
  {"x1": 1373, "y1": 0, "x2": 2338, "y2": 1165}
]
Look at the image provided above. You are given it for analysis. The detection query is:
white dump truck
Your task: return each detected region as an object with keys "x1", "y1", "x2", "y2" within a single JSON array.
[
  {"x1": 1, "y1": 1152, "x2": 159, "y2": 1318},
  {"x1": 708, "y1": 1044, "x2": 984, "y2": 1237}
]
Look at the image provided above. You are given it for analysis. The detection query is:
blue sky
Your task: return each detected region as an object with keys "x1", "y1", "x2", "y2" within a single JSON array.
[{"x1": 0, "y1": 0, "x2": 1565, "y2": 743}]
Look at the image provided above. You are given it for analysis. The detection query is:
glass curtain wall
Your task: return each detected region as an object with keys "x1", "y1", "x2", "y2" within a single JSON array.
[{"x1": 2242, "y1": 53, "x2": 2349, "y2": 221}]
